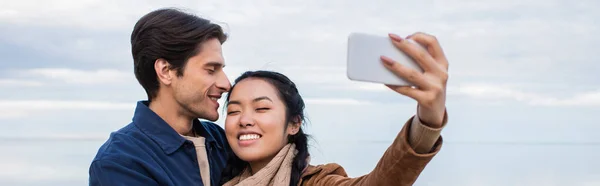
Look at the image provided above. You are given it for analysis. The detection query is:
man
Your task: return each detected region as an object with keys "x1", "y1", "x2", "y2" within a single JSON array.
[{"x1": 89, "y1": 8, "x2": 232, "y2": 186}]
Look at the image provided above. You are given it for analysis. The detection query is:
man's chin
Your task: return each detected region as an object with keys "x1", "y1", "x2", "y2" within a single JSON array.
[{"x1": 201, "y1": 112, "x2": 219, "y2": 122}]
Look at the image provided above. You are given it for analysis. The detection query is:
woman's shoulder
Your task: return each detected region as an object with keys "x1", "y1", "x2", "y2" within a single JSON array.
[
  {"x1": 301, "y1": 163, "x2": 367, "y2": 186},
  {"x1": 301, "y1": 163, "x2": 349, "y2": 180}
]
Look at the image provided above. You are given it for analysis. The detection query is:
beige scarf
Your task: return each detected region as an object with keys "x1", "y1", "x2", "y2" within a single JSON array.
[{"x1": 223, "y1": 143, "x2": 297, "y2": 186}]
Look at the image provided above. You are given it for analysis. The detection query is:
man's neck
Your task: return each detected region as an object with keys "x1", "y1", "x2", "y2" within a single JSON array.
[{"x1": 148, "y1": 96, "x2": 194, "y2": 136}]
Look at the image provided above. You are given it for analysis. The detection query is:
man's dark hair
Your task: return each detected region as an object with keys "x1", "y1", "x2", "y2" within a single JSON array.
[{"x1": 131, "y1": 8, "x2": 227, "y2": 100}]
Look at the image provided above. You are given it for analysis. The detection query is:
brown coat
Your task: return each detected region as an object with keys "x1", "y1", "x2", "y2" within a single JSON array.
[{"x1": 298, "y1": 117, "x2": 443, "y2": 186}]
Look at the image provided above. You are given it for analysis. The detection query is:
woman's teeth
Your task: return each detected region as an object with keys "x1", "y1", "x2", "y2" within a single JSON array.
[
  {"x1": 210, "y1": 97, "x2": 218, "y2": 101},
  {"x1": 239, "y1": 134, "x2": 261, "y2": 141}
]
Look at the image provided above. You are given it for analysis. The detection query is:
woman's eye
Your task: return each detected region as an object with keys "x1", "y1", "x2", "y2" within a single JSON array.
[
  {"x1": 227, "y1": 111, "x2": 239, "y2": 115},
  {"x1": 256, "y1": 108, "x2": 270, "y2": 112}
]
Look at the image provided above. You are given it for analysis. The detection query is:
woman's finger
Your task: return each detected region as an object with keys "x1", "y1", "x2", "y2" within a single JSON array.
[
  {"x1": 407, "y1": 32, "x2": 449, "y2": 70},
  {"x1": 388, "y1": 34, "x2": 438, "y2": 73},
  {"x1": 380, "y1": 56, "x2": 430, "y2": 89},
  {"x1": 385, "y1": 84, "x2": 424, "y2": 101}
]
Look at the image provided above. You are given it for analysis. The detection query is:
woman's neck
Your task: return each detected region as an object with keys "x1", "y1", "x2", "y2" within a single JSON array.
[{"x1": 248, "y1": 156, "x2": 274, "y2": 175}]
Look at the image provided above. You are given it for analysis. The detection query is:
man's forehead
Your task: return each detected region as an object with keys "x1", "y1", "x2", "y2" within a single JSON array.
[{"x1": 195, "y1": 38, "x2": 224, "y2": 62}]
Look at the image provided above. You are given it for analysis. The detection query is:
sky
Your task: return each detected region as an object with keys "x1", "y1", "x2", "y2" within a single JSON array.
[{"x1": 0, "y1": 0, "x2": 599, "y2": 185}]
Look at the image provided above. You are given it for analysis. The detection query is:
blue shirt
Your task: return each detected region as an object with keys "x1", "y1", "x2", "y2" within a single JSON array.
[{"x1": 89, "y1": 101, "x2": 232, "y2": 186}]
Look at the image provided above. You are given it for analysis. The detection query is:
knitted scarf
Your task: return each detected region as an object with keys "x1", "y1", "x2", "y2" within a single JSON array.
[{"x1": 223, "y1": 143, "x2": 297, "y2": 186}]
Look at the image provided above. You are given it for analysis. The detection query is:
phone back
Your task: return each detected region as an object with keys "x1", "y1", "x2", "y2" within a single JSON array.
[{"x1": 346, "y1": 32, "x2": 423, "y2": 86}]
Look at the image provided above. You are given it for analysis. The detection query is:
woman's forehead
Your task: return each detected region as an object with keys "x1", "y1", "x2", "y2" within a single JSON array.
[{"x1": 230, "y1": 78, "x2": 280, "y2": 102}]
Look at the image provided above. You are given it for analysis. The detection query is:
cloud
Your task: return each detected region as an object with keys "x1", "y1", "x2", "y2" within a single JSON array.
[
  {"x1": 0, "y1": 0, "x2": 150, "y2": 31},
  {"x1": 455, "y1": 84, "x2": 600, "y2": 106},
  {"x1": 19, "y1": 68, "x2": 133, "y2": 85},
  {"x1": 249, "y1": 64, "x2": 600, "y2": 107},
  {"x1": 0, "y1": 79, "x2": 42, "y2": 87},
  {"x1": 305, "y1": 98, "x2": 373, "y2": 105},
  {"x1": 0, "y1": 100, "x2": 133, "y2": 110},
  {"x1": 0, "y1": 100, "x2": 133, "y2": 119},
  {"x1": 195, "y1": 0, "x2": 307, "y2": 26},
  {"x1": 583, "y1": 180, "x2": 600, "y2": 186},
  {"x1": 0, "y1": 0, "x2": 305, "y2": 31},
  {"x1": 0, "y1": 158, "x2": 80, "y2": 182},
  {"x1": 2, "y1": 0, "x2": 598, "y2": 90},
  {"x1": 0, "y1": 68, "x2": 134, "y2": 87},
  {"x1": 0, "y1": 110, "x2": 28, "y2": 119},
  {"x1": 224, "y1": 64, "x2": 600, "y2": 108},
  {"x1": 0, "y1": 98, "x2": 373, "y2": 120},
  {"x1": 345, "y1": 83, "x2": 389, "y2": 92},
  {"x1": 0, "y1": 134, "x2": 107, "y2": 141},
  {"x1": 226, "y1": 64, "x2": 393, "y2": 96}
]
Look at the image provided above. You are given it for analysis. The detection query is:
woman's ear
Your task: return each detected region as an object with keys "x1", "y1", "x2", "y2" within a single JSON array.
[{"x1": 287, "y1": 116, "x2": 302, "y2": 135}]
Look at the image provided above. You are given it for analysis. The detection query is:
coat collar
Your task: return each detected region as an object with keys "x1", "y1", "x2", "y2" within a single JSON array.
[{"x1": 132, "y1": 100, "x2": 222, "y2": 154}]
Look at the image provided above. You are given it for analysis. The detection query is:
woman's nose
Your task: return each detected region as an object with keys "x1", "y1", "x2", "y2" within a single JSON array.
[{"x1": 238, "y1": 112, "x2": 254, "y2": 127}]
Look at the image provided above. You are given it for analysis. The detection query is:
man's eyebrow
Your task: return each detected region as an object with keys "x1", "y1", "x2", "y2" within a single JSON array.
[{"x1": 205, "y1": 61, "x2": 224, "y2": 68}]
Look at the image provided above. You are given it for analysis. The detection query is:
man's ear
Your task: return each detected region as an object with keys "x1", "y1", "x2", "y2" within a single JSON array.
[
  {"x1": 287, "y1": 116, "x2": 302, "y2": 135},
  {"x1": 155, "y1": 58, "x2": 174, "y2": 85}
]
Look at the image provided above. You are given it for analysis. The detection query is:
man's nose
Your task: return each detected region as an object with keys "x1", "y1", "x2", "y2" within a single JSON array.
[{"x1": 215, "y1": 70, "x2": 231, "y2": 91}]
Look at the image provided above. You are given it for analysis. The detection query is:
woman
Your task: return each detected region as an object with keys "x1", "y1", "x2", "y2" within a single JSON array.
[{"x1": 220, "y1": 32, "x2": 449, "y2": 186}]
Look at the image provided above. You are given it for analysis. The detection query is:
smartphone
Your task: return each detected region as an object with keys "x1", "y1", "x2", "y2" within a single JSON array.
[{"x1": 346, "y1": 32, "x2": 424, "y2": 86}]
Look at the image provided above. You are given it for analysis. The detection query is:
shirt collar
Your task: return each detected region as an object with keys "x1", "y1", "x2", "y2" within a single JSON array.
[{"x1": 132, "y1": 101, "x2": 222, "y2": 154}]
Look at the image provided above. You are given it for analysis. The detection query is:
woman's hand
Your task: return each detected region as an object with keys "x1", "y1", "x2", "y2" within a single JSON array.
[{"x1": 380, "y1": 32, "x2": 449, "y2": 128}]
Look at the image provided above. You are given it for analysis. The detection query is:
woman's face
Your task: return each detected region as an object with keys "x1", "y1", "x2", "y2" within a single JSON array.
[{"x1": 225, "y1": 78, "x2": 299, "y2": 163}]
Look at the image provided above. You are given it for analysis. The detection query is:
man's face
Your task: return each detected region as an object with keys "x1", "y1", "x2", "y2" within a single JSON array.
[{"x1": 171, "y1": 38, "x2": 231, "y2": 121}]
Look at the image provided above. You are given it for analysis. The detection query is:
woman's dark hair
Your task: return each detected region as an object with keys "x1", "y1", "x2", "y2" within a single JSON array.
[
  {"x1": 220, "y1": 70, "x2": 310, "y2": 186},
  {"x1": 130, "y1": 8, "x2": 227, "y2": 100}
]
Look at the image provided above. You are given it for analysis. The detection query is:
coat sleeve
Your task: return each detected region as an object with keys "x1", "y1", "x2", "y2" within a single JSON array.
[
  {"x1": 303, "y1": 115, "x2": 445, "y2": 186},
  {"x1": 89, "y1": 158, "x2": 159, "y2": 186}
]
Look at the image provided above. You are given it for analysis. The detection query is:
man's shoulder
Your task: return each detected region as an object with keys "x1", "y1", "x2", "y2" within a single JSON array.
[
  {"x1": 200, "y1": 120, "x2": 225, "y2": 133},
  {"x1": 92, "y1": 123, "x2": 151, "y2": 162},
  {"x1": 89, "y1": 122, "x2": 161, "y2": 185},
  {"x1": 200, "y1": 121, "x2": 227, "y2": 140},
  {"x1": 199, "y1": 121, "x2": 230, "y2": 149}
]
